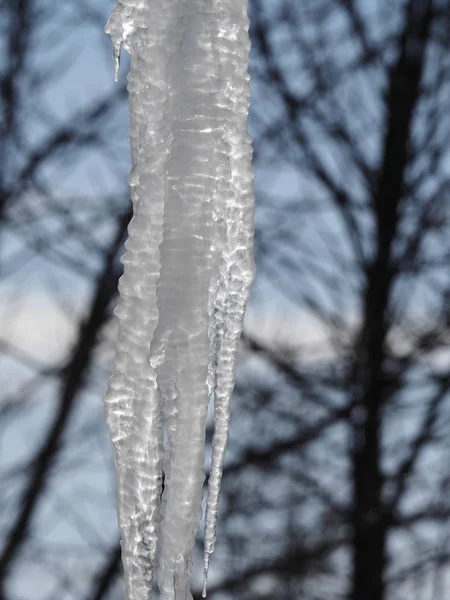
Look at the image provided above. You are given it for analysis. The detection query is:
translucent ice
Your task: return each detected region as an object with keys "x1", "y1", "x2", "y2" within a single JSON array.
[{"x1": 103, "y1": 1, "x2": 254, "y2": 599}]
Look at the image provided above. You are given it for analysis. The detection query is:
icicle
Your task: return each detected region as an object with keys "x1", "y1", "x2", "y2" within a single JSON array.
[
  {"x1": 105, "y1": 1, "x2": 144, "y2": 82},
  {"x1": 202, "y1": 1, "x2": 254, "y2": 594},
  {"x1": 103, "y1": 1, "x2": 254, "y2": 599},
  {"x1": 103, "y1": 2, "x2": 169, "y2": 598}
]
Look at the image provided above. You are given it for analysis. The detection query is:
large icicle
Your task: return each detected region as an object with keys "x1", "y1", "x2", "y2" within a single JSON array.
[
  {"x1": 103, "y1": 1, "x2": 254, "y2": 599},
  {"x1": 103, "y1": 3, "x2": 169, "y2": 599}
]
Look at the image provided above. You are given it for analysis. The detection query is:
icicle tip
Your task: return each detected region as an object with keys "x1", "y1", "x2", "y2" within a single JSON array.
[
  {"x1": 104, "y1": 3, "x2": 127, "y2": 82},
  {"x1": 202, "y1": 571, "x2": 208, "y2": 598},
  {"x1": 112, "y1": 43, "x2": 121, "y2": 82}
]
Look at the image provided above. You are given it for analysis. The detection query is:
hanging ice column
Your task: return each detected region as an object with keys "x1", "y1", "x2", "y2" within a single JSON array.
[{"x1": 103, "y1": 1, "x2": 254, "y2": 599}]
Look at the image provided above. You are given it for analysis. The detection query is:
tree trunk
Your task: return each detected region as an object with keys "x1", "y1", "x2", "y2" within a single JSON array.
[{"x1": 350, "y1": 2, "x2": 432, "y2": 599}]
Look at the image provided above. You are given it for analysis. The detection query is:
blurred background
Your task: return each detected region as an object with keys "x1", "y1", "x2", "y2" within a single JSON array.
[{"x1": 1, "y1": 1, "x2": 450, "y2": 599}]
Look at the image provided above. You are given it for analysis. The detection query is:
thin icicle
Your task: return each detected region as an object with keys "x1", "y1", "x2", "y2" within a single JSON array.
[
  {"x1": 103, "y1": 1, "x2": 254, "y2": 599},
  {"x1": 203, "y1": 0, "x2": 254, "y2": 593}
]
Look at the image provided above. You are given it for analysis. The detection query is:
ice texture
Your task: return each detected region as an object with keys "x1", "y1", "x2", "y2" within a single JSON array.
[{"x1": 103, "y1": 1, "x2": 254, "y2": 599}]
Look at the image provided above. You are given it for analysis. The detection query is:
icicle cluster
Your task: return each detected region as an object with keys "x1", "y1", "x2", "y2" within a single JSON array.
[{"x1": 102, "y1": 1, "x2": 254, "y2": 599}]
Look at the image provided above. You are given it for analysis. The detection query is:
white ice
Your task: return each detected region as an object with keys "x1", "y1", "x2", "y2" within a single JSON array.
[{"x1": 103, "y1": 2, "x2": 254, "y2": 599}]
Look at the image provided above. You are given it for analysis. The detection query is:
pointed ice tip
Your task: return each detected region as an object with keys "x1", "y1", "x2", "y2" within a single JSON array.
[
  {"x1": 202, "y1": 565, "x2": 210, "y2": 598},
  {"x1": 105, "y1": 5, "x2": 124, "y2": 82},
  {"x1": 203, "y1": 554, "x2": 211, "y2": 596},
  {"x1": 111, "y1": 42, "x2": 121, "y2": 82},
  {"x1": 113, "y1": 54, "x2": 120, "y2": 82}
]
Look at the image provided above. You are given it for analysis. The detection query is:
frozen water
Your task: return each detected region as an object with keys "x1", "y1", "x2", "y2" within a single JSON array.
[{"x1": 103, "y1": 1, "x2": 254, "y2": 599}]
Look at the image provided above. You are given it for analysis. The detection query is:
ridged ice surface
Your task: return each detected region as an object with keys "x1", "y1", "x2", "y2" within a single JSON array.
[{"x1": 102, "y1": 1, "x2": 254, "y2": 599}]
